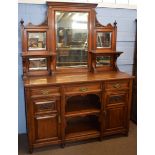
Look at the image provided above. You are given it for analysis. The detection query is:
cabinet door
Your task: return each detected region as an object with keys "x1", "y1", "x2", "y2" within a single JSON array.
[
  {"x1": 32, "y1": 98, "x2": 61, "y2": 143},
  {"x1": 34, "y1": 113, "x2": 59, "y2": 143},
  {"x1": 103, "y1": 91, "x2": 128, "y2": 135}
]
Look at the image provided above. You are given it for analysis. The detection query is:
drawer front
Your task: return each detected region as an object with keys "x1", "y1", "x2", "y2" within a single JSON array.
[
  {"x1": 106, "y1": 92, "x2": 128, "y2": 106},
  {"x1": 64, "y1": 83, "x2": 101, "y2": 94},
  {"x1": 105, "y1": 80, "x2": 129, "y2": 91},
  {"x1": 30, "y1": 87, "x2": 60, "y2": 97},
  {"x1": 34, "y1": 100, "x2": 57, "y2": 114}
]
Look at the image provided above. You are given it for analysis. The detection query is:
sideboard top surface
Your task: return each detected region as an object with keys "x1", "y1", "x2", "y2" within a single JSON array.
[{"x1": 24, "y1": 71, "x2": 134, "y2": 87}]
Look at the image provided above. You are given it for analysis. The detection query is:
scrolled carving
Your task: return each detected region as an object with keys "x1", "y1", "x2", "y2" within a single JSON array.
[
  {"x1": 108, "y1": 94, "x2": 126, "y2": 104},
  {"x1": 95, "y1": 17, "x2": 113, "y2": 28},
  {"x1": 25, "y1": 11, "x2": 48, "y2": 27},
  {"x1": 36, "y1": 102, "x2": 55, "y2": 111}
]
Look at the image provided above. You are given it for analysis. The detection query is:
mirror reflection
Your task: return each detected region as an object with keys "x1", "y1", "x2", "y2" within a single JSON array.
[
  {"x1": 96, "y1": 56, "x2": 111, "y2": 66},
  {"x1": 29, "y1": 58, "x2": 47, "y2": 71},
  {"x1": 55, "y1": 11, "x2": 88, "y2": 68},
  {"x1": 28, "y1": 32, "x2": 46, "y2": 51},
  {"x1": 96, "y1": 32, "x2": 111, "y2": 48}
]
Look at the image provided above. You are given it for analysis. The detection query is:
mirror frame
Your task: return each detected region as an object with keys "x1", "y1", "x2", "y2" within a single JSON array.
[
  {"x1": 24, "y1": 29, "x2": 49, "y2": 52},
  {"x1": 47, "y1": 4, "x2": 94, "y2": 73},
  {"x1": 94, "y1": 27, "x2": 116, "y2": 52}
]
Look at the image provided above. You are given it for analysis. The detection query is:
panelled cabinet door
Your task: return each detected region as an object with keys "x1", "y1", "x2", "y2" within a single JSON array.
[
  {"x1": 104, "y1": 106, "x2": 128, "y2": 135},
  {"x1": 31, "y1": 98, "x2": 61, "y2": 143},
  {"x1": 103, "y1": 91, "x2": 128, "y2": 135},
  {"x1": 34, "y1": 113, "x2": 59, "y2": 143}
]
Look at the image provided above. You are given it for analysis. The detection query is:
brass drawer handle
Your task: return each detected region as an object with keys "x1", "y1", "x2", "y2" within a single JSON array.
[
  {"x1": 41, "y1": 90, "x2": 49, "y2": 95},
  {"x1": 79, "y1": 87, "x2": 88, "y2": 92},
  {"x1": 113, "y1": 83, "x2": 121, "y2": 89}
]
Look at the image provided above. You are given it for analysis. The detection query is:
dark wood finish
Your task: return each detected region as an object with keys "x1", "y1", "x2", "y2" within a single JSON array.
[
  {"x1": 21, "y1": 2, "x2": 134, "y2": 153},
  {"x1": 103, "y1": 105, "x2": 128, "y2": 135},
  {"x1": 24, "y1": 72, "x2": 133, "y2": 152}
]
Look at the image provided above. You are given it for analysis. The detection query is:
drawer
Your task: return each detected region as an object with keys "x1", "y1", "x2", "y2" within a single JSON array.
[
  {"x1": 105, "y1": 80, "x2": 129, "y2": 91},
  {"x1": 33, "y1": 99, "x2": 57, "y2": 114},
  {"x1": 64, "y1": 83, "x2": 101, "y2": 94},
  {"x1": 106, "y1": 92, "x2": 128, "y2": 106},
  {"x1": 30, "y1": 87, "x2": 60, "y2": 97}
]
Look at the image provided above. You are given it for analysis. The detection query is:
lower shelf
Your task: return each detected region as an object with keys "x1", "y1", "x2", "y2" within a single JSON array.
[
  {"x1": 65, "y1": 130, "x2": 100, "y2": 142},
  {"x1": 65, "y1": 115, "x2": 100, "y2": 139}
]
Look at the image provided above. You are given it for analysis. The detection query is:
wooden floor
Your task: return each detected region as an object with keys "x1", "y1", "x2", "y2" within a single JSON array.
[{"x1": 18, "y1": 121, "x2": 137, "y2": 155}]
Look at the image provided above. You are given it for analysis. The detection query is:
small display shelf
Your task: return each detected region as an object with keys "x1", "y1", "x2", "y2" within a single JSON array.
[
  {"x1": 20, "y1": 20, "x2": 52, "y2": 78},
  {"x1": 65, "y1": 115, "x2": 100, "y2": 138},
  {"x1": 65, "y1": 94, "x2": 101, "y2": 117},
  {"x1": 22, "y1": 51, "x2": 53, "y2": 57},
  {"x1": 90, "y1": 51, "x2": 123, "y2": 72}
]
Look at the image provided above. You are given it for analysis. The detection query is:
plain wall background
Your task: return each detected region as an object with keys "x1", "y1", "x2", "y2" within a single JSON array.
[{"x1": 18, "y1": 3, "x2": 137, "y2": 134}]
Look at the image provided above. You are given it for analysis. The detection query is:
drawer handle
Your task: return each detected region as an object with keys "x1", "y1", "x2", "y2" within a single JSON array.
[
  {"x1": 79, "y1": 87, "x2": 88, "y2": 92},
  {"x1": 113, "y1": 83, "x2": 121, "y2": 89},
  {"x1": 41, "y1": 90, "x2": 49, "y2": 95}
]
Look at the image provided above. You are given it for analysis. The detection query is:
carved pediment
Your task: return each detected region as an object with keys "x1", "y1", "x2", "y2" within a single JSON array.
[
  {"x1": 20, "y1": 12, "x2": 48, "y2": 28},
  {"x1": 95, "y1": 17, "x2": 117, "y2": 29}
]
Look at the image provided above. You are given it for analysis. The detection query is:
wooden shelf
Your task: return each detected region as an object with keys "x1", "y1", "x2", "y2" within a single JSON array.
[
  {"x1": 90, "y1": 51, "x2": 123, "y2": 56},
  {"x1": 65, "y1": 94, "x2": 100, "y2": 118},
  {"x1": 57, "y1": 47, "x2": 87, "y2": 51},
  {"x1": 65, "y1": 109, "x2": 100, "y2": 118},
  {"x1": 65, "y1": 115, "x2": 100, "y2": 136},
  {"x1": 57, "y1": 62, "x2": 87, "y2": 64},
  {"x1": 22, "y1": 52, "x2": 55, "y2": 57},
  {"x1": 65, "y1": 130, "x2": 100, "y2": 141}
]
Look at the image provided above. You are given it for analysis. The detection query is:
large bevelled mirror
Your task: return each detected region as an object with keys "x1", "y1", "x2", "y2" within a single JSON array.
[{"x1": 55, "y1": 11, "x2": 88, "y2": 68}]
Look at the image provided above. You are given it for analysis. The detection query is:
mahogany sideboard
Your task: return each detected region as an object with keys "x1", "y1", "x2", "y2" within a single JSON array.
[
  {"x1": 24, "y1": 72, "x2": 133, "y2": 153},
  {"x1": 20, "y1": 1, "x2": 134, "y2": 153}
]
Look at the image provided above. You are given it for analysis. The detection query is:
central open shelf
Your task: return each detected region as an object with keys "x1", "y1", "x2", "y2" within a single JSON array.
[
  {"x1": 65, "y1": 115, "x2": 100, "y2": 139},
  {"x1": 65, "y1": 94, "x2": 101, "y2": 117}
]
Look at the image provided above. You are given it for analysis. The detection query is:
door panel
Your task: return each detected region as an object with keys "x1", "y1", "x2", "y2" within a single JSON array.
[
  {"x1": 103, "y1": 91, "x2": 128, "y2": 135},
  {"x1": 34, "y1": 114, "x2": 59, "y2": 142},
  {"x1": 31, "y1": 97, "x2": 61, "y2": 143},
  {"x1": 105, "y1": 106, "x2": 127, "y2": 131}
]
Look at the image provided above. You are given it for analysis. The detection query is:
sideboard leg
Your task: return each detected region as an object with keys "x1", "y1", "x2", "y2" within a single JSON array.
[
  {"x1": 99, "y1": 137, "x2": 103, "y2": 141},
  {"x1": 28, "y1": 147, "x2": 33, "y2": 154},
  {"x1": 123, "y1": 131, "x2": 129, "y2": 137},
  {"x1": 61, "y1": 143, "x2": 65, "y2": 148}
]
